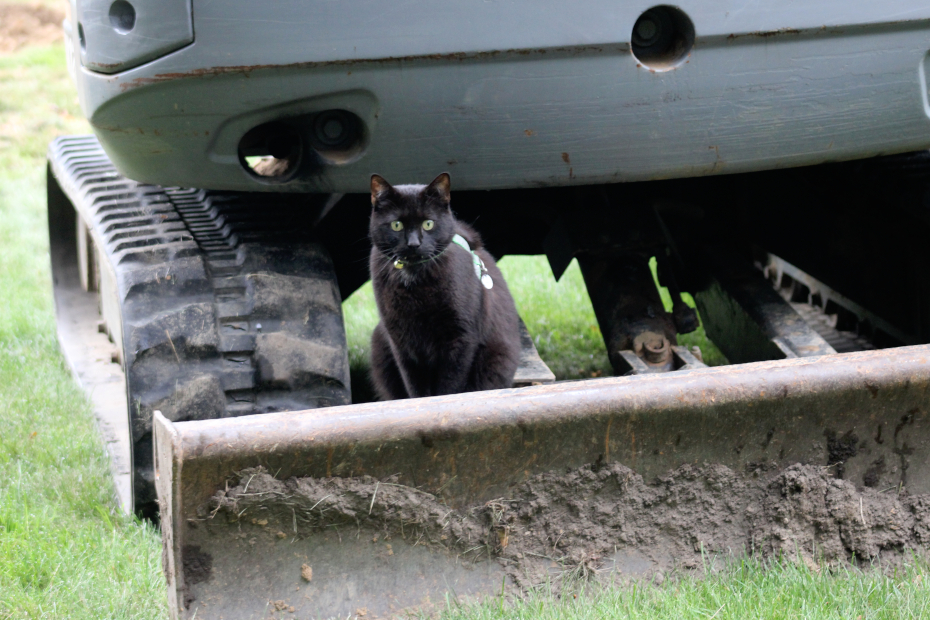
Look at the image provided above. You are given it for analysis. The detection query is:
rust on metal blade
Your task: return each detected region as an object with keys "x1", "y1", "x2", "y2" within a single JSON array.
[{"x1": 166, "y1": 346, "x2": 930, "y2": 501}]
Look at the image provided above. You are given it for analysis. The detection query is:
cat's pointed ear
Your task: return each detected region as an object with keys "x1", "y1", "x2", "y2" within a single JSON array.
[
  {"x1": 425, "y1": 172, "x2": 451, "y2": 205},
  {"x1": 371, "y1": 174, "x2": 392, "y2": 209}
]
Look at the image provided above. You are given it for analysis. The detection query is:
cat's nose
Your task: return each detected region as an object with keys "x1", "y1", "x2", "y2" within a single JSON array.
[{"x1": 407, "y1": 232, "x2": 421, "y2": 248}]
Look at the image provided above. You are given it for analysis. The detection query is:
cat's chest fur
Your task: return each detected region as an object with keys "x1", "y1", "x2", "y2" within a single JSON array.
[{"x1": 372, "y1": 249, "x2": 481, "y2": 358}]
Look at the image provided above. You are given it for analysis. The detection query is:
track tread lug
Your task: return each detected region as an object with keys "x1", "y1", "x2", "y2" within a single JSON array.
[{"x1": 48, "y1": 135, "x2": 351, "y2": 518}]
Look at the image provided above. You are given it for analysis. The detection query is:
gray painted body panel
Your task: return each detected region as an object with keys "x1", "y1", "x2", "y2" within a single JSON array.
[
  {"x1": 67, "y1": 1, "x2": 930, "y2": 191},
  {"x1": 77, "y1": 0, "x2": 192, "y2": 74}
]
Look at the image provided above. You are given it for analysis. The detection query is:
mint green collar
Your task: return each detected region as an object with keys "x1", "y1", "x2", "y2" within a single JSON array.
[
  {"x1": 451, "y1": 234, "x2": 472, "y2": 253},
  {"x1": 452, "y1": 234, "x2": 493, "y2": 289}
]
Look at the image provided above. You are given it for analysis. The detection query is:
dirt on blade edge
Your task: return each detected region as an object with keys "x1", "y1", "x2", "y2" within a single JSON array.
[{"x1": 207, "y1": 460, "x2": 930, "y2": 600}]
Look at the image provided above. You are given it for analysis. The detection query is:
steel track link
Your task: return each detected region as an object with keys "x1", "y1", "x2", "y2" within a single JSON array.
[
  {"x1": 48, "y1": 136, "x2": 350, "y2": 517},
  {"x1": 763, "y1": 253, "x2": 904, "y2": 354}
]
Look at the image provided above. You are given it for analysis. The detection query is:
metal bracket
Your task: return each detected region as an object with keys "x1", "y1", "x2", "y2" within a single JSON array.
[
  {"x1": 616, "y1": 345, "x2": 707, "y2": 375},
  {"x1": 692, "y1": 247, "x2": 837, "y2": 364}
]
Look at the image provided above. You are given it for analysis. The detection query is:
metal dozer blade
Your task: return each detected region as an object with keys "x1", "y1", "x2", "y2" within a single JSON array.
[{"x1": 156, "y1": 345, "x2": 930, "y2": 619}]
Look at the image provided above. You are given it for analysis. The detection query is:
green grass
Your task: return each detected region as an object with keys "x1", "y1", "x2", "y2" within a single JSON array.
[
  {"x1": 0, "y1": 45, "x2": 85, "y2": 170},
  {"x1": 1, "y1": 40, "x2": 927, "y2": 620},
  {"x1": 344, "y1": 255, "x2": 726, "y2": 400},
  {"x1": 0, "y1": 44, "x2": 167, "y2": 619},
  {"x1": 438, "y1": 557, "x2": 930, "y2": 620}
]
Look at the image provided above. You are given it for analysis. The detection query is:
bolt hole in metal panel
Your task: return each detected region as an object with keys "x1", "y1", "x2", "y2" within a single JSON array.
[
  {"x1": 108, "y1": 0, "x2": 135, "y2": 34},
  {"x1": 631, "y1": 5, "x2": 695, "y2": 70},
  {"x1": 76, "y1": 0, "x2": 192, "y2": 74}
]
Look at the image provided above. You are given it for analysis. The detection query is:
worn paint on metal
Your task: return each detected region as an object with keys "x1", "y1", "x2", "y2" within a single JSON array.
[
  {"x1": 58, "y1": 2, "x2": 930, "y2": 192},
  {"x1": 116, "y1": 45, "x2": 621, "y2": 93}
]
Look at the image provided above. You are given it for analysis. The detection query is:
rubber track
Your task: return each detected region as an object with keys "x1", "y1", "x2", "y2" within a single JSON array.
[{"x1": 48, "y1": 136, "x2": 350, "y2": 518}]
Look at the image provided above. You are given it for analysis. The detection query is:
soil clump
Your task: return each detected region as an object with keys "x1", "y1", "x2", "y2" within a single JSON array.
[
  {"x1": 210, "y1": 461, "x2": 930, "y2": 588},
  {"x1": 0, "y1": 3, "x2": 64, "y2": 54}
]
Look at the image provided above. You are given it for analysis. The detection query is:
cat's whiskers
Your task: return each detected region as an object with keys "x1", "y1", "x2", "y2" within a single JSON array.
[{"x1": 372, "y1": 256, "x2": 394, "y2": 278}]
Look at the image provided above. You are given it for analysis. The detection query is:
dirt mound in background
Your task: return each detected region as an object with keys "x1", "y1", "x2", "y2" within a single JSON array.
[
  {"x1": 0, "y1": 3, "x2": 64, "y2": 54},
  {"x1": 212, "y1": 461, "x2": 930, "y2": 589}
]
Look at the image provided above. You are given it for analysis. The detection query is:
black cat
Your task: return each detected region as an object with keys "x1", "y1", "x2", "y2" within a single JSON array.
[{"x1": 368, "y1": 172, "x2": 521, "y2": 400}]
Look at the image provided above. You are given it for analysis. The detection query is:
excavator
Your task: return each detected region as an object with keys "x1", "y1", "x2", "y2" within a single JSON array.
[{"x1": 48, "y1": 1, "x2": 930, "y2": 617}]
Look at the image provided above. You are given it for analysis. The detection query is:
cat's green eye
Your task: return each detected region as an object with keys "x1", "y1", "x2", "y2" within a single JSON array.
[
  {"x1": 390, "y1": 221, "x2": 404, "y2": 232},
  {"x1": 422, "y1": 220, "x2": 435, "y2": 231}
]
